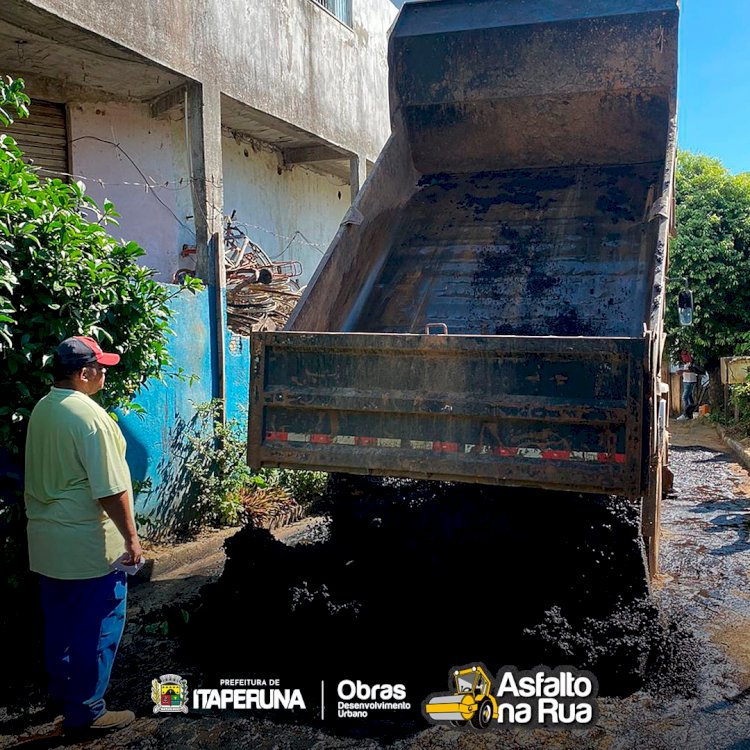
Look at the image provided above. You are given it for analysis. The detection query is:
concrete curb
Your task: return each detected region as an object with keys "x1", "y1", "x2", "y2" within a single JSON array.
[
  {"x1": 139, "y1": 516, "x2": 323, "y2": 582},
  {"x1": 716, "y1": 424, "x2": 750, "y2": 474}
]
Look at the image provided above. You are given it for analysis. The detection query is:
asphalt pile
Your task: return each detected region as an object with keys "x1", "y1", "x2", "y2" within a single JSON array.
[{"x1": 187, "y1": 476, "x2": 698, "y2": 732}]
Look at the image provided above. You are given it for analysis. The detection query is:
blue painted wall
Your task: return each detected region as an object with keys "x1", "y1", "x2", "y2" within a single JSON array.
[
  {"x1": 117, "y1": 285, "x2": 251, "y2": 535},
  {"x1": 226, "y1": 324, "x2": 252, "y2": 434}
]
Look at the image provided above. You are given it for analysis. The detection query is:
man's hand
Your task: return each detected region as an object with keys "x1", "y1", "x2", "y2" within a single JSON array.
[
  {"x1": 123, "y1": 537, "x2": 143, "y2": 566},
  {"x1": 99, "y1": 490, "x2": 142, "y2": 563}
]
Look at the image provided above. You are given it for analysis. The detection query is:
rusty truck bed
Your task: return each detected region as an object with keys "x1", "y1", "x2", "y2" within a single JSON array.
[
  {"x1": 348, "y1": 163, "x2": 662, "y2": 338},
  {"x1": 247, "y1": 0, "x2": 677, "y2": 521},
  {"x1": 249, "y1": 332, "x2": 646, "y2": 495}
]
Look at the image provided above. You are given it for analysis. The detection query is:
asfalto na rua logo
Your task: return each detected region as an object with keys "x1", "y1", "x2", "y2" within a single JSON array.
[
  {"x1": 152, "y1": 673, "x2": 189, "y2": 714},
  {"x1": 422, "y1": 663, "x2": 599, "y2": 730}
]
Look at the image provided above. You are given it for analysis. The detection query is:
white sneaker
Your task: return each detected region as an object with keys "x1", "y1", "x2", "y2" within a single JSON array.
[{"x1": 675, "y1": 415, "x2": 688, "y2": 421}]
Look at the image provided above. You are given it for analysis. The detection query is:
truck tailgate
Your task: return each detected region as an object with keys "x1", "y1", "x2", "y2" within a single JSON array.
[{"x1": 249, "y1": 333, "x2": 646, "y2": 496}]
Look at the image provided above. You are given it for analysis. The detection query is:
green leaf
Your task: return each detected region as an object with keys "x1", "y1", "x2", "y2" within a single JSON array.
[{"x1": 0, "y1": 77, "x2": 177, "y2": 455}]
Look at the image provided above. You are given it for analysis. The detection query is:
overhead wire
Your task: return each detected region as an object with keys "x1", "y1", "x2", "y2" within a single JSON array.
[
  {"x1": 70, "y1": 135, "x2": 197, "y2": 236},
  {"x1": 33, "y1": 136, "x2": 331, "y2": 255}
]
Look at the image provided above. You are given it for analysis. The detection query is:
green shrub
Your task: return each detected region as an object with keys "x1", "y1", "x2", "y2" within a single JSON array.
[
  {"x1": 728, "y1": 379, "x2": 750, "y2": 436},
  {"x1": 262, "y1": 467, "x2": 329, "y2": 509},
  {"x1": 184, "y1": 400, "x2": 251, "y2": 528},
  {"x1": 183, "y1": 401, "x2": 328, "y2": 530},
  {"x1": 0, "y1": 76, "x2": 201, "y2": 451}
]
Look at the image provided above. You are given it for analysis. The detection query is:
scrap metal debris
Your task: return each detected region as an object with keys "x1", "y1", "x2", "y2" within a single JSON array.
[{"x1": 226, "y1": 279, "x2": 302, "y2": 334}]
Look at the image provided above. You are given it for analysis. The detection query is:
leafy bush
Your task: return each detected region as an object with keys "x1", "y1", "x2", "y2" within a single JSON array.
[
  {"x1": 261, "y1": 467, "x2": 329, "y2": 509},
  {"x1": 0, "y1": 76, "x2": 201, "y2": 451},
  {"x1": 184, "y1": 400, "x2": 327, "y2": 530},
  {"x1": 0, "y1": 76, "x2": 27, "y2": 352},
  {"x1": 184, "y1": 401, "x2": 252, "y2": 528},
  {"x1": 727, "y1": 380, "x2": 750, "y2": 436}
]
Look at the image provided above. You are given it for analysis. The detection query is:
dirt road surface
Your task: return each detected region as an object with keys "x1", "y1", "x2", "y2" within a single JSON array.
[{"x1": 3, "y1": 419, "x2": 750, "y2": 750}]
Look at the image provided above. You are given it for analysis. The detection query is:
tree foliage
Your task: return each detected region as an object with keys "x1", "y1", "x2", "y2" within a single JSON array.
[
  {"x1": 666, "y1": 151, "x2": 750, "y2": 368},
  {"x1": 0, "y1": 76, "x2": 201, "y2": 451}
]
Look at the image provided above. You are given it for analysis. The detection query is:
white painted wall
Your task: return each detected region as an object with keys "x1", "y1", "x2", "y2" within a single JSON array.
[
  {"x1": 68, "y1": 104, "x2": 347, "y2": 285},
  {"x1": 222, "y1": 135, "x2": 348, "y2": 286},
  {"x1": 69, "y1": 102, "x2": 195, "y2": 281}
]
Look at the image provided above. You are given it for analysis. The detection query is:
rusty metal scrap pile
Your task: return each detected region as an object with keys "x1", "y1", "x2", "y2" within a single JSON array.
[{"x1": 226, "y1": 278, "x2": 301, "y2": 334}]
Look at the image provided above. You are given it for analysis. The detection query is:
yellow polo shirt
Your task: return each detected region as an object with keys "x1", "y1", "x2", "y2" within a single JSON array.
[{"x1": 24, "y1": 387, "x2": 134, "y2": 579}]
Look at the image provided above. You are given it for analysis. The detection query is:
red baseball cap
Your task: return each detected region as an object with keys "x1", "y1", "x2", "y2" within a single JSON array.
[{"x1": 56, "y1": 336, "x2": 121, "y2": 368}]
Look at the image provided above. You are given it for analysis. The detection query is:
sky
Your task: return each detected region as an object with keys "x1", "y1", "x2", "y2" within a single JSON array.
[
  {"x1": 678, "y1": 0, "x2": 750, "y2": 174},
  {"x1": 390, "y1": 0, "x2": 750, "y2": 175}
]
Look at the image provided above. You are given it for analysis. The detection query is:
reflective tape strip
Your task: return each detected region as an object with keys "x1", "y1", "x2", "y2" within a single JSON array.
[
  {"x1": 287, "y1": 432, "x2": 310, "y2": 443},
  {"x1": 376, "y1": 438, "x2": 401, "y2": 448},
  {"x1": 410, "y1": 440, "x2": 433, "y2": 450},
  {"x1": 542, "y1": 449, "x2": 571, "y2": 460},
  {"x1": 433, "y1": 442, "x2": 459, "y2": 453},
  {"x1": 570, "y1": 451, "x2": 600, "y2": 462},
  {"x1": 265, "y1": 432, "x2": 626, "y2": 463},
  {"x1": 266, "y1": 431, "x2": 289, "y2": 442},
  {"x1": 517, "y1": 447, "x2": 542, "y2": 459}
]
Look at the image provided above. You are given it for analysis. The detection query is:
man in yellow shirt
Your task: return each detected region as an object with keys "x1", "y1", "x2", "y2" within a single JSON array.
[{"x1": 25, "y1": 336, "x2": 141, "y2": 735}]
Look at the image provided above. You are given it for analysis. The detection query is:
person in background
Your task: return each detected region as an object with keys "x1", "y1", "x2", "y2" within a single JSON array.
[
  {"x1": 24, "y1": 336, "x2": 140, "y2": 736},
  {"x1": 676, "y1": 349, "x2": 699, "y2": 420}
]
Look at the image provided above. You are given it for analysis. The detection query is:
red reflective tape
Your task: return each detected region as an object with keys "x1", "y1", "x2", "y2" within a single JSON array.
[
  {"x1": 597, "y1": 453, "x2": 627, "y2": 464},
  {"x1": 433, "y1": 442, "x2": 458, "y2": 453},
  {"x1": 266, "y1": 431, "x2": 289, "y2": 442},
  {"x1": 265, "y1": 432, "x2": 628, "y2": 466},
  {"x1": 542, "y1": 450, "x2": 571, "y2": 460}
]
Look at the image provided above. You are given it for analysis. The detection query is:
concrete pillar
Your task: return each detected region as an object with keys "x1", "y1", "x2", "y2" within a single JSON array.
[
  {"x1": 187, "y1": 81, "x2": 224, "y2": 284},
  {"x1": 349, "y1": 153, "x2": 368, "y2": 202},
  {"x1": 186, "y1": 81, "x2": 226, "y2": 417}
]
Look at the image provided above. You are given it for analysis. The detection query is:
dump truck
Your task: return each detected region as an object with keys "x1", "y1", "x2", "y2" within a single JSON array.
[{"x1": 248, "y1": 0, "x2": 679, "y2": 577}]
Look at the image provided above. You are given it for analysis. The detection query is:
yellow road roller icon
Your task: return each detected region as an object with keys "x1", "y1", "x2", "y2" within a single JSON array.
[{"x1": 423, "y1": 664, "x2": 497, "y2": 730}]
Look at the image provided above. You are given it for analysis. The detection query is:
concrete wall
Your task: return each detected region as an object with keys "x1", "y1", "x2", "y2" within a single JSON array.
[
  {"x1": 118, "y1": 286, "x2": 252, "y2": 534},
  {"x1": 24, "y1": 0, "x2": 396, "y2": 163},
  {"x1": 67, "y1": 103, "x2": 350, "y2": 284},
  {"x1": 222, "y1": 135, "x2": 348, "y2": 285},
  {"x1": 69, "y1": 102, "x2": 195, "y2": 282}
]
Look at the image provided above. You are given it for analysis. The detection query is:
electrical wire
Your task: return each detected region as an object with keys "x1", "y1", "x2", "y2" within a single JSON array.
[
  {"x1": 70, "y1": 135, "x2": 196, "y2": 236},
  {"x1": 35, "y1": 166, "x2": 194, "y2": 191},
  {"x1": 36, "y1": 138, "x2": 331, "y2": 255}
]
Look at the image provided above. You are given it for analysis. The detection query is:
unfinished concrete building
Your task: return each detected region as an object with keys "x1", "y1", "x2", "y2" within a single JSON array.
[{"x1": 0, "y1": 0, "x2": 397, "y2": 526}]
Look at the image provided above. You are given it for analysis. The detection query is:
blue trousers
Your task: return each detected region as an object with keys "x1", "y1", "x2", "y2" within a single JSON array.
[
  {"x1": 39, "y1": 571, "x2": 127, "y2": 728},
  {"x1": 682, "y1": 381, "x2": 696, "y2": 416}
]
